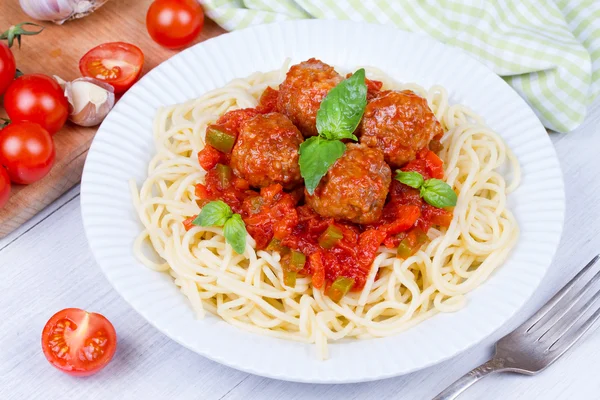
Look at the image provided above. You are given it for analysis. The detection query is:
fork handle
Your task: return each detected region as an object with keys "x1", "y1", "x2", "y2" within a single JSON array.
[{"x1": 432, "y1": 358, "x2": 507, "y2": 400}]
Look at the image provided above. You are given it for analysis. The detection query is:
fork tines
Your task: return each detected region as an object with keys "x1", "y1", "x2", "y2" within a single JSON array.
[{"x1": 521, "y1": 255, "x2": 600, "y2": 354}]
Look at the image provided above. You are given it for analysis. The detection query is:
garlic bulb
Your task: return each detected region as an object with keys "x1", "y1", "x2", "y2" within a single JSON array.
[
  {"x1": 20, "y1": 0, "x2": 109, "y2": 25},
  {"x1": 55, "y1": 76, "x2": 115, "y2": 127}
]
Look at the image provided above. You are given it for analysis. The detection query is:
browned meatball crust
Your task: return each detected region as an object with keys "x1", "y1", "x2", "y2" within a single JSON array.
[
  {"x1": 231, "y1": 112, "x2": 304, "y2": 189},
  {"x1": 359, "y1": 90, "x2": 443, "y2": 168},
  {"x1": 277, "y1": 58, "x2": 343, "y2": 137},
  {"x1": 305, "y1": 143, "x2": 391, "y2": 224}
]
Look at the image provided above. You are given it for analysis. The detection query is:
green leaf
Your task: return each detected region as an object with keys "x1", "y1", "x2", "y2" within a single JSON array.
[
  {"x1": 395, "y1": 171, "x2": 425, "y2": 189},
  {"x1": 420, "y1": 179, "x2": 457, "y2": 208},
  {"x1": 299, "y1": 137, "x2": 346, "y2": 195},
  {"x1": 316, "y1": 68, "x2": 367, "y2": 141},
  {"x1": 192, "y1": 200, "x2": 232, "y2": 227},
  {"x1": 224, "y1": 214, "x2": 247, "y2": 254}
]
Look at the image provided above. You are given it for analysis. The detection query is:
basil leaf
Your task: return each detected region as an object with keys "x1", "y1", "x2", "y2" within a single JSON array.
[
  {"x1": 420, "y1": 179, "x2": 457, "y2": 208},
  {"x1": 192, "y1": 200, "x2": 232, "y2": 227},
  {"x1": 223, "y1": 214, "x2": 247, "y2": 254},
  {"x1": 299, "y1": 136, "x2": 346, "y2": 195},
  {"x1": 316, "y1": 68, "x2": 367, "y2": 141},
  {"x1": 395, "y1": 171, "x2": 424, "y2": 189}
]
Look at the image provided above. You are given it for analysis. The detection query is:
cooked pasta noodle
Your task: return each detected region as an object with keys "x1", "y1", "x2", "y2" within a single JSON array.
[{"x1": 130, "y1": 61, "x2": 520, "y2": 360}]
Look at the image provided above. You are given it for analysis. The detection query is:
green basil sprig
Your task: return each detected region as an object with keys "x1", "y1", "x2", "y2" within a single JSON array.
[
  {"x1": 316, "y1": 69, "x2": 367, "y2": 140},
  {"x1": 299, "y1": 138, "x2": 345, "y2": 194},
  {"x1": 394, "y1": 171, "x2": 424, "y2": 189},
  {"x1": 192, "y1": 200, "x2": 247, "y2": 254},
  {"x1": 395, "y1": 171, "x2": 457, "y2": 208},
  {"x1": 299, "y1": 69, "x2": 367, "y2": 194}
]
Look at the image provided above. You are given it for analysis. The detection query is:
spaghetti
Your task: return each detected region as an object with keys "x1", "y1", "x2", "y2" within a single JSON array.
[{"x1": 130, "y1": 62, "x2": 520, "y2": 359}]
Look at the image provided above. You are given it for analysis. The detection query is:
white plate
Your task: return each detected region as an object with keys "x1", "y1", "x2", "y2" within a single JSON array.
[{"x1": 81, "y1": 20, "x2": 564, "y2": 383}]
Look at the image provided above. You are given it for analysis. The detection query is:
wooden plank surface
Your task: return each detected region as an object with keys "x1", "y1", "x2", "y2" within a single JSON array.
[{"x1": 0, "y1": 0, "x2": 225, "y2": 238}]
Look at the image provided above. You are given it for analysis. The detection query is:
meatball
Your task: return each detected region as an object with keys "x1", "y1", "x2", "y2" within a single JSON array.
[
  {"x1": 305, "y1": 143, "x2": 391, "y2": 224},
  {"x1": 359, "y1": 90, "x2": 443, "y2": 168},
  {"x1": 231, "y1": 112, "x2": 304, "y2": 189},
  {"x1": 277, "y1": 58, "x2": 342, "y2": 137}
]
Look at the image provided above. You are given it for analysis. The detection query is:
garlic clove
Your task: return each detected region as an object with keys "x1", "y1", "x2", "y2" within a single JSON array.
[
  {"x1": 55, "y1": 76, "x2": 115, "y2": 127},
  {"x1": 20, "y1": 0, "x2": 109, "y2": 25}
]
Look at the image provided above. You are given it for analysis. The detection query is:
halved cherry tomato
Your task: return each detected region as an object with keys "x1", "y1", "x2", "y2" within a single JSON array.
[
  {"x1": 0, "y1": 166, "x2": 10, "y2": 208},
  {"x1": 0, "y1": 122, "x2": 55, "y2": 184},
  {"x1": 79, "y1": 42, "x2": 144, "y2": 94},
  {"x1": 146, "y1": 0, "x2": 205, "y2": 49},
  {"x1": 0, "y1": 42, "x2": 16, "y2": 95},
  {"x1": 4, "y1": 74, "x2": 69, "y2": 135},
  {"x1": 41, "y1": 308, "x2": 117, "y2": 377}
]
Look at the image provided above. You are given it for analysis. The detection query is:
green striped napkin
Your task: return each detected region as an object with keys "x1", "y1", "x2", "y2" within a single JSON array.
[{"x1": 198, "y1": 0, "x2": 600, "y2": 133}]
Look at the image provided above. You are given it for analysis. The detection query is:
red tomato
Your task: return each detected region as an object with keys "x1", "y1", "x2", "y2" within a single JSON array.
[
  {"x1": 79, "y1": 42, "x2": 145, "y2": 94},
  {"x1": 0, "y1": 166, "x2": 10, "y2": 208},
  {"x1": 256, "y1": 87, "x2": 279, "y2": 114},
  {"x1": 422, "y1": 149, "x2": 445, "y2": 179},
  {"x1": 0, "y1": 122, "x2": 55, "y2": 184},
  {"x1": 41, "y1": 308, "x2": 117, "y2": 376},
  {"x1": 4, "y1": 74, "x2": 69, "y2": 135},
  {"x1": 0, "y1": 42, "x2": 16, "y2": 95},
  {"x1": 197, "y1": 145, "x2": 222, "y2": 171},
  {"x1": 183, "y1": 215, "x2": 197, "y2": 231},
  {"x1": 146, "y1": 0, "x2": 205, "y2": 49},
  {"x1": 195, "y1": 183, "x2": 210, "y2": 199},
  {"x1": 309, "y1": 252, "x2": 325, "y2": 289}
]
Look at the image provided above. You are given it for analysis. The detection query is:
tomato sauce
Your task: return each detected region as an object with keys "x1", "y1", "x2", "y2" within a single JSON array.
[
  {"x1": 189, "y1": 92, "x2": 453, "y2": 294},
  {"x1": 256, "y1": 86, "x2": 279, "y2": 113}
]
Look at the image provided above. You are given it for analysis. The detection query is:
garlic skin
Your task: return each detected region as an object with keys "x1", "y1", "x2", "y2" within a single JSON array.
[
  {"x1": 20, "y1": 0, "x2": 109, "y2": 25},
  {"x1": 55, "y1": 76, "x2": 115, "y2": 127}
]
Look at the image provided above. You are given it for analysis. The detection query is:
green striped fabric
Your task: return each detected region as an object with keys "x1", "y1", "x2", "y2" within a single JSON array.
[{"x1": 198, "y1": 0, "x2": 600, "y2": 133}]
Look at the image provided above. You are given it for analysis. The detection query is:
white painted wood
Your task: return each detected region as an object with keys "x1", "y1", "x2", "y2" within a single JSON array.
[
  {"x1": 0, "y1": 185, "x2": 80, "y2": 251},
  {"x1": 1, "y1": 98, "x2": 599, "y2": 400}
]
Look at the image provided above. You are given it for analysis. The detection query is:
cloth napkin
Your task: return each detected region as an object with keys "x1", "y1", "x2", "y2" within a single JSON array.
[{"x1": 198, "y1": 0, "x2": 600, "y2": 133}]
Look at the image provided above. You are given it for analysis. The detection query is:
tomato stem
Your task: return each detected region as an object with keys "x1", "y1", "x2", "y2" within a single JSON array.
[{"x1": 0, "y1": 22, "x2": 44, "y2": 48}]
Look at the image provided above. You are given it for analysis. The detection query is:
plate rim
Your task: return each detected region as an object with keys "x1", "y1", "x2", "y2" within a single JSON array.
[{"x1": 81, "y1": 19, "x2": 565, "y2": 383}]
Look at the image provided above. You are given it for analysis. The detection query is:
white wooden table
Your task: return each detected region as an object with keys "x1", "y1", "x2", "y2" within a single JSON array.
[{"x1": 1, "y1": 98, "x2": 600, "y2": 400}]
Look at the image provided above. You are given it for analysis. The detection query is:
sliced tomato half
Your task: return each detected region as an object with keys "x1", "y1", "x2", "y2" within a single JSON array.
[
  {"x1": 41, "y1": 308, "x2": 117, "y2": 376},
  {"x1": 79, "y1": 42, "x2": 144, "y2": 94}
]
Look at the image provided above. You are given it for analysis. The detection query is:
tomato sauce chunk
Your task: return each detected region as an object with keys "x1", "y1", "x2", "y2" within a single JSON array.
[
  {"x1": 186, "y1": 85, "x2": 455, "y2": 302},
  {"x1": 256, "y1": 86, "x2": 279, "y2": 114},
  {"x1": 197, "y1": 145, "x2": 222, "y2": 171},
  {"x1": 242, "y1": 184, "x2": 299, "y2": 249},
  {"x1": 215, "y1": 108, "x2": 258, "y2": 134}
]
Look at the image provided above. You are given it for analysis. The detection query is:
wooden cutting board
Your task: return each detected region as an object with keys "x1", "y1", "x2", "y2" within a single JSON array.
[{"x1": 0, "y1": 0, "x2": 225, "y2": 238}]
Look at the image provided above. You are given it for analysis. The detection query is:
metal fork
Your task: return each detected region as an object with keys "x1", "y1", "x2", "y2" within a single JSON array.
[{"x1": 434, "y1": 255, "x2": 600, "y2": 400}]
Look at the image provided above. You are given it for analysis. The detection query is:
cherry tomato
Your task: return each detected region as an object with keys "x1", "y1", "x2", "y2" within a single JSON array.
[
  {"x1": 146, "y1": 0, "x2": 205, "y2": 49},
  {"x1": 0, "y1": 122, "x2": 55, "y2": 184},
  {"x1": 0, "y1": 166, "x2": 10, "y2": 209},
  {"x1": 79, "y1": 42, "x2": 145, "y2": 94},
  {"x1": 4, "y1": 74, "x2": 69, "y2": 135},
  {"x1": 0, "y1": 42, "x2": 16, "y2": 95},
  {"x1": 41, "y1": 308, "x2": 117, "y2": 376}
]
